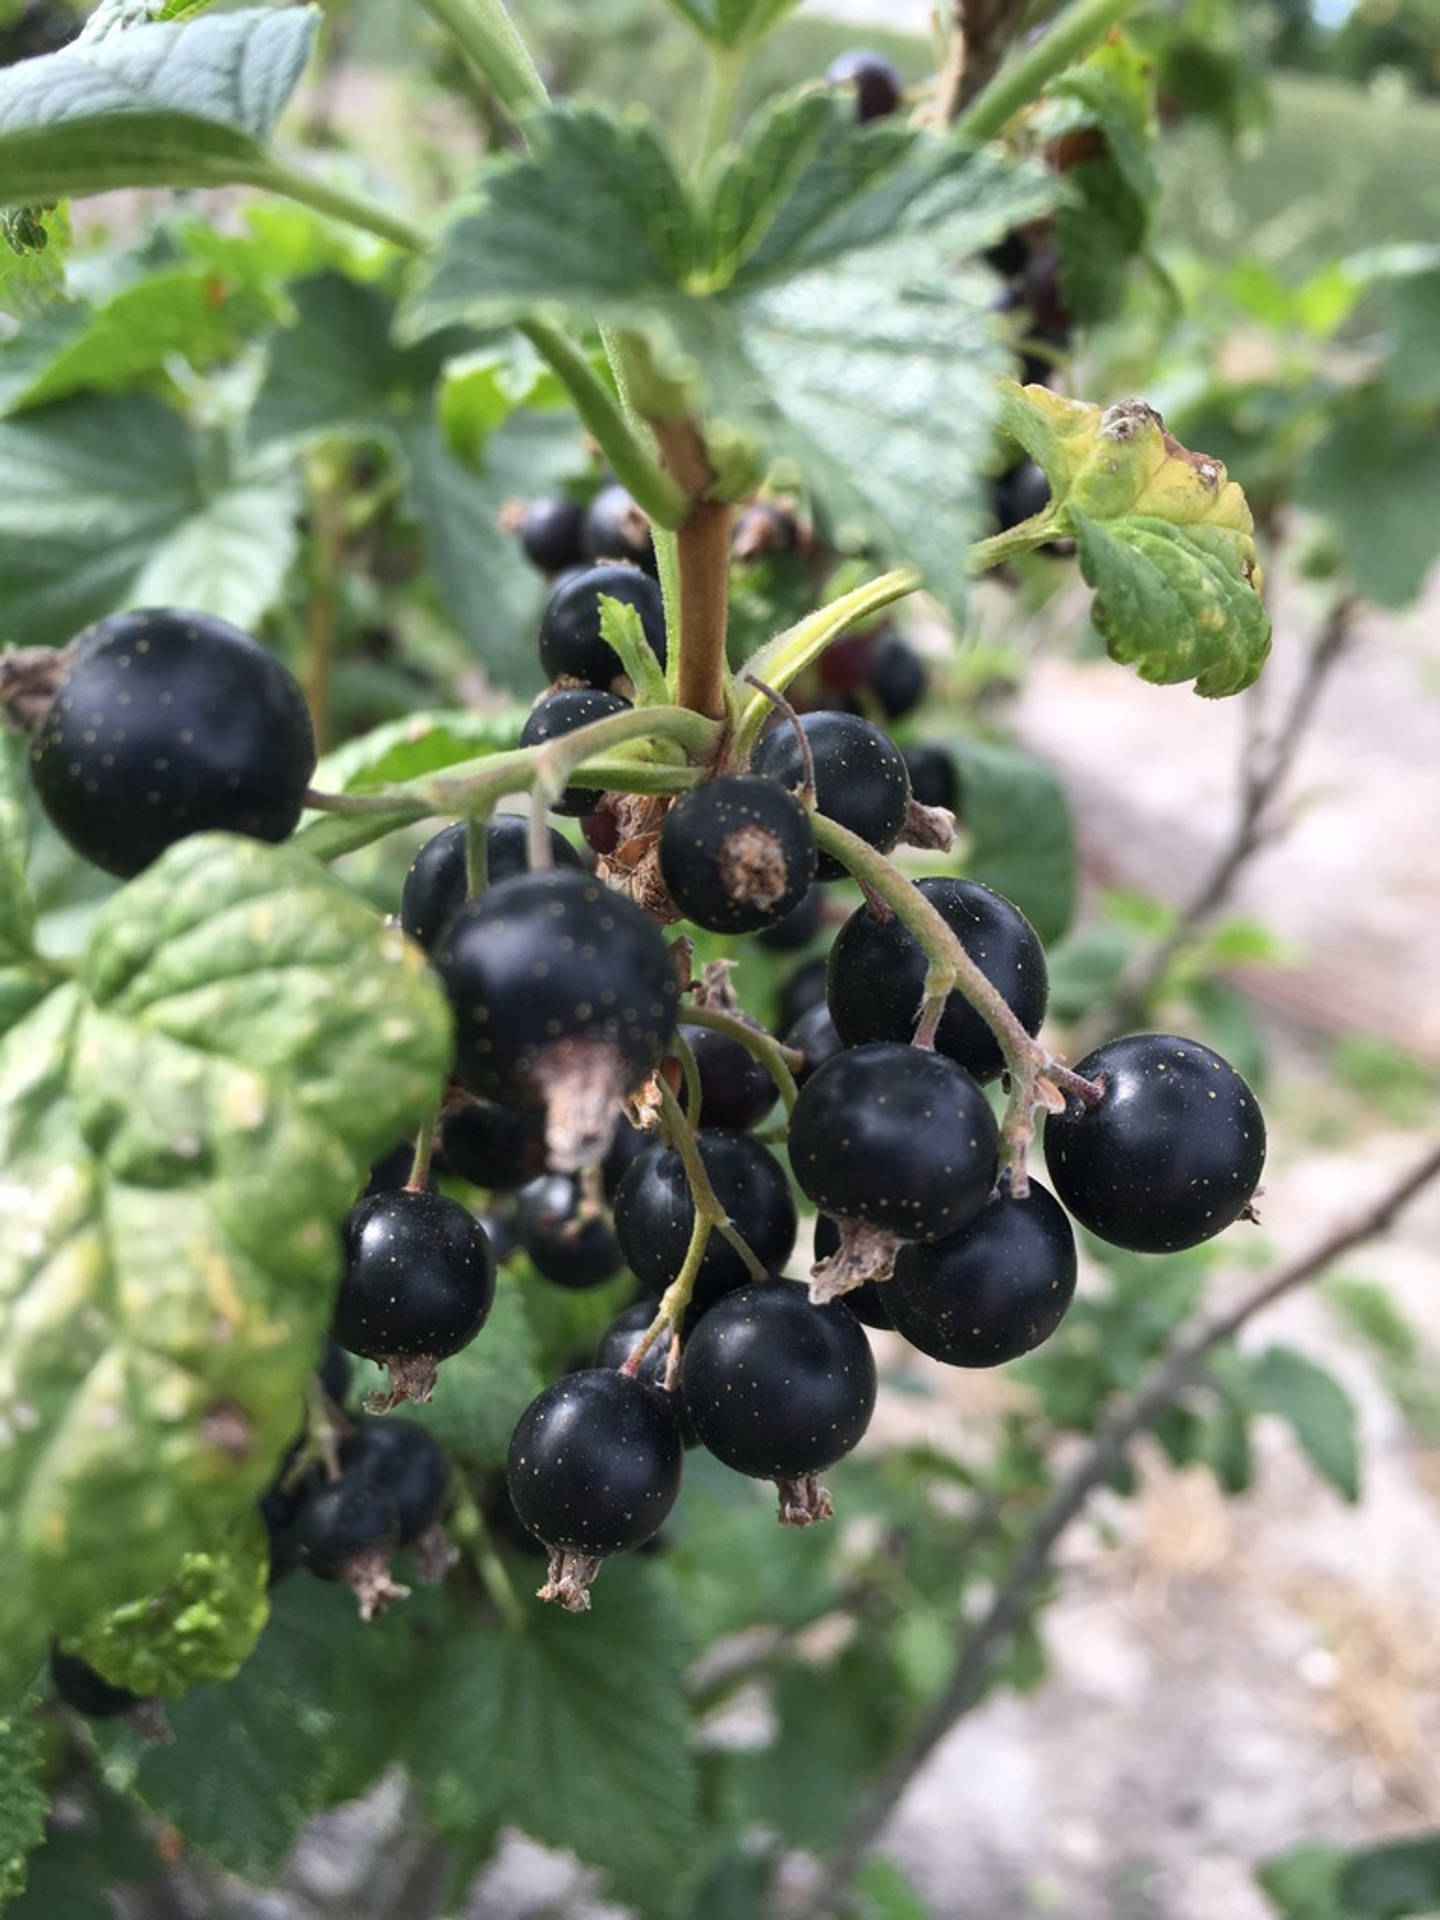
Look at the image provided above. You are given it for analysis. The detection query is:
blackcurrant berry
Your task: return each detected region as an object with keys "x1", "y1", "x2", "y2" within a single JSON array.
[
  {"x1": 1043, "y1": 1034, "x2": 1266, "y2": 1253},
  {"x1": 658, "y1": 774, "x2": 817, "y2": 934},
  {"x1": 339, "y1": 1417, "x2": 451, "y2": 1545},
  {"x1": 400, "y1": 815, "x2": 584, "y2": 950},
  {"x1": 614, "y1": 1131, "x2": 797, "y2": 1315},
  {"x1": 756, "y1": 883, "x2": 823, "y2": 952},
  {"x1": 889, "y1": 1178, "x2": 1076, "y2": 1366},
  {"x1": 676, "y1": 1022, "x2": 777, "y2": 1131},
  {"x1": 333, "y1": 1189, "x2": 495, "y2": 1401},
  {"x1": 317, "y1": 1335, "x2": 352, "y2": 1406},
  {"x1": 902, "y1": 744, "x2": 961, "y2": 817},
  {"x1": 50, "y1": 1646, "x2": 141, "y2": 1718},
  {"x1": 26, "y1": 607, "x2": 316, "y2": 879},
  {"x1": 601, "y1": 1114, "x2": 650, "y2": 1202},
  {"x1": 478, "y1": 1207, "x2": 521, "y2": 1265},
  {"x1": 260, "y1": 1450, "x2": 321, "y2": 1584},
  {"x1": 852, "y1": 633, "x2": 927, "y2": 723},
  {"x1": 434, "y1": 868, "x2": 679, "y2": 1168},
  {"x1": 826, "y1": 877, "x2": 1047, "y2": 1082},
  {"x1": 777, "y1": 954, "x2": 830, "y2": 1034},
  {"x1": 519, "y1": 688, "x2": 632, "y2": 816},
  {"x1": 993, "y1": 461, "x2": 1052, "y2": 532},
  {"x1": 298, "y1": 1479, "x2": 405, "y2": 1619},
  {"x1": 825, "y1": 48, "x2": 904, "y2": 121},
  {"x1": 516, "y1": 1174, "x2": 624, "y2": 1289},
  {"x1": 790, "y1": 1043, "x2": 1000, "y2": 1279},
  {"x1": 784, "y1": 1001, "x2": 845, "y2": 1088},
  {"x1": 440, "y1": 1098, "x2": 548, "y2": 1192},
  {"x1": 595, "y1": 1301, "x2": 696, "y2": 1444},
  {"x1": 365, "y1": 1139, "x2": 426, "y2": 1197},
  {"x1": 538, "y1": 562, "x2": 666, "y2": 689},
  {"x1": 582, "y1": 482, "x2": 655, "y2": 572},
  {"x1": 751, "y1": 712, "x2": 910, "y2": 880},
  {"x1": 680, "y1": 1281, "x2": 876, "y2": 1522},
  {"x1": 519, "y1": 495, "x2": 587, "y2": 575},
  {"x1": 813, "y1": 1217, "x2": 893, "y2": 1329},
  {"x1": 506, "y1": 1370, "x2": 683, "y2": 1605}
]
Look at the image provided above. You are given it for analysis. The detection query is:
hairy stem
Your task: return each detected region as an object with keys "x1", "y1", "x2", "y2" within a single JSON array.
[
  {"x1": 694, "y1": 44, "x2": 742, "y2": 173},
  {"x1": 250, "y1": 161, "x2": 429, "y2": 254},
  {"x1": 417, "y1": 0, "x2": 548, "y2": 119},
  {"x1": 651, "y1": 419, "x2": 731, "y2": 721},
  {"x1": 955, "y1": 0, "x2": 1144, "y2": 144}
]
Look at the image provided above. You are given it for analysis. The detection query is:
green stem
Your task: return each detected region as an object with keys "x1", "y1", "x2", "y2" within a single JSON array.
[
  {"x1": 465, "y1": 810, "x2": 491, "y2": 896},
  {"x1": 519, "y1": 320, "x2": 688, "y2": 531},
  {"x1": 694, "y1": 44, "x2": 743, "y2": 174},
  {"x1": 955, "y1": 0, "x2": 1144, "y2": 143},
  {"x1": 600, "y1": 325, "x2": 683, "y2": 661},
  {"x1": 448, "y1": 1478, "x2": 527, "y2": 1632},
  {"x1": 249, "y1": 160, "x2": 429, "y2": 253},
  {"x1": 682, "y1": 1005, "x2": 801, "y2": 1115},
  {"x1": 417, "y1": 0, "x2": 548, "y2": 119},
  {"x1": 969, "y1": 512, "x2": 1066, "y2": 573},
  {"x1": 407, "y1": 1109, "x2": 442, "y2": 1191},
  {"x1": 671, "y1": 1028, "x2": 705, "y2": 1128}
]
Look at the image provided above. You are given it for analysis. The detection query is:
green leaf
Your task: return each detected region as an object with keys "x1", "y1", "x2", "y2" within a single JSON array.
[
  {"x1": 1296, "y1": 395, "x2": 1440, "y2": 608},
  {"x1": 0, "y1": 731, "x2": 56, "y2": 1036},
  {"x1": 4, "y1": 1783, "x2": 157, "y2": 1920},
  {"x1": 1341, "y1": 1834, "x2": 1440, "y2": 1916},
  {"x1": 0, "y1": 9, "x2": 319, "y2": 207},
  {"x1": 1257, "y1": 1844, "x2": 1348, "y2": 1920},
  {"x1": 0, "y1": 834, "x2": 451, "y2": 1692},
  {"x1": 949, "y1": 737, "x2": 1075, "y2": 944},
  {"x1": 599, "y1": 594, "x2": 669, "y2": 704},
  {"x1": 661, "y1": 0, "x2": 800, "y2": 49},
  {"x1": 1384, "y1": 270, "x2": 1440, "y2": 407},
  {"x1": 0, "y1": 202, "x2": 70, "y2": 322},
  {"x1": 405, "y1": 1563, "x2": 696, "y2": 1910},
  {"x1": 851, "y1": 1857, "x2": 933, "y2": 1920},
  {"x1": 0, "y1": 394, "x2": 299, "y2": 645},
  {"x1": 312, "y1": 707, "x2": 525, "y2": 794},
  {"x1": 1247, "y1": 1345, "x2": 1360, "y2": 1502},
  {"x1": 0, "y1": 1696, "x2": 47, "y2": 1906}
]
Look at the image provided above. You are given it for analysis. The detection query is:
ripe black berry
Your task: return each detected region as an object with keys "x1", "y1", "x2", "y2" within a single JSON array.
[
  {"x1": 658, "y1": 774, "x2": 816, "y2": 934},
  {"x1": 889, "y1": 1179, "x2": 1077, "y2": 1366},
  {"x1": 519, "y1": 688, "x2": 632, "y2": 815},
  {"x1": 676, "y1": 1022, "x2": 777, "y2": 1131},
  {"x1": 825, "y1": 48, "x2": 904, "y2": 121},
  {"x1": 26, "y1": 607, "x2": 316, "y2": 878},
  {"x1": 778, "y1": 954, "x2": 829, "y2": 1033},
  {"x1": 813, "y1": 1217, "x2": 892, "y2": 1329},
  {"x1": 400, "y1": 815, "x2": 584, "y2": 949},
  {"x1": 784, "y1": 1001, "x2": 845, "y2": 1087},
  {"x1": 993, "y1": 461, "x2": 1052, "y2": 532},
  {"x1": 516, "y1": 1174, "x2": 624, "y2": 1288},
  {"x1": 519, "y1": 495, "x2": 587, "y2": 575},
  {"x1": 434, "y1": 869, "x2": 679, "y2": 1168},
  {"x1": 851, "y1": 633, "x2": 926, "y2": 722},
  {"x1": 826, "y1": 877, "x2": 1048, "y2": 1081},
  {"x1": 333, "y1": 1189, "x2": 496, "y2": 1402},
  {"x1": 595, "y1": 1301, "x2": 695, "y2": 1443},
  {"x1": 506, "y1": 1370, "x2": 683, "y2": 1606},
  {"x1": 317, "y1": 1336, "x2": 352, "y2": 1406},
  {"x1": 790, "y1": 1043, "x2": 1000, "y2": 1284},
  {"x1": 1043, "y1": 1034, "x2": 1266, "y2": 1253},
  {"x1": 614, "y1": 1131, "x2": 797, "y2": 1314},
  {"x1": 440, "y1": 1098, "x2": 548, "y2": 1191},
  {"x1": 582, "y1": 482, "x2": 655, "y2": 572},
  {"x1": 538, "y1": 562, "x2": 666, "y2": 689},
  {"x1": 751, "y1": 712, "x2": 909, "y2": 880},
  {"x1": 902, "y1": 744, "x2": 961, "y2": 817},
  {"x1": 50, "y1": 1646, "x2": 141, "y2": 1718},
  {"x1": 601, "y1": 1114, "x2": 650, "y2": 1201},
  {"x1": 757, "y1": 883, "x2": 823, "y2": 952},
  {"x1": 339, "y1": 1418, "x2": 451, "y2": 1545},
  {"x1": 680, "y1": 1281, "x2": 876, "y2": 1523},
  {"x1": 297, "y1": 1478, "x2": 407, "y2": 1617}
]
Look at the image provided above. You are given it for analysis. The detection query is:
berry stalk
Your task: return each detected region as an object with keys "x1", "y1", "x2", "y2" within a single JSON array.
[
  {"x1": 954, "y1": 0, "x2": 1144, "y2": 144},
  {"x1": 680, "y1": 1004, "x2": 803, "y2": 1115}
]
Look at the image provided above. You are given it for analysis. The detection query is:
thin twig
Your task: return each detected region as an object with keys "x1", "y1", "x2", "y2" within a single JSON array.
[{"x1": 797, "y1": 1136, "x2": 1440, "y2": 1919}]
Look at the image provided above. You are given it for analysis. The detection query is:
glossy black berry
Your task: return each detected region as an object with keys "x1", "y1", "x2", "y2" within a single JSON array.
[
  {"x1": 298, "y1": 1478, "x2": 401, "y2": 1579},
  {"x1": 365, "y1": 1139, "x2": 425, "y2": 1197},
  {"x1": 784, "y1": 1001, "x2": 845, "y2": 1088},
  {"x1": 50, "y1": 1646, "x2": 141, "y2": 1718},
  {"x1": 790, "y1": 1043, "x2": 999, "y2": 1242},
  {"x1": 339, "y1": 1418, "x2": 451, "y2": 1544},
  {"x1": 519, "y1": 495, "x2": 587, "y2": 575},
  {"x1": 681, "y1": 1282, "x2": 876, "y2": 1479},
  {"x1": 813, "y1": 1216, "x2": 893, "y2": 1329},
  {"x1": 28, "y1": 607, "x2": 316, "y2": 878},
  {"x1": 440, "y1": 1098, "x2": 548, "y2": 1192},
  {"x1": 825, "y1": 48, "x2": 904, "y2": 121},
  {"x1": 676, "y1": 1021, "x2": 777, "y2": 1131},
  {"x1": 659, "y1": 774, "x2": 817, "y2": 934},
  {"x1": 751, "y1": 712, "x2": 910, "y2": 880},
  {"x1": 595, "y1": 1301, "x2": 696, "y2": 1444},
  {"x1": 827, "y1": 877, "x2": 1048, "y2": 1082},
  {"x1": 516, "y1": 1174, "x2": 624, "y2": 1289},
  {"x1": 538, "y1": 562, "x2": 666, "y2": 689},
  {"x1": 316, "y1": 1336, "x2": 352, "y2": 1406},
  {"x1": 478, "y1": 1207, "x2": 521, "y2": 1265},
  {"x1": 334, "y1": 1189, "x2": 495, "y2": 1363},
  {"x1": 260, "y1": 1449, "x2": 321, "y2": 1584},
  {"x1": 400, "y1": 815, "x2": 584, "y2": 949},
  {"x1": 519, "y1": 688, "x2": 633, "y2": 815},
  {"x1": 601, "y1": 1114, "x2": 650, "y2": 1202},
  {"x1": 582, "y1": 482, "x2": 655, "y2": 572},
  {"x1": 993, "y1": 461, "x2": 1052, "y2": 532},
  {"x1": 757, "y1": 883, "x2": 824, "y2": 952},
  {"x1": 889, "y1": 1179, "x2": 1077, "y2": 1366},
  {"x1": 506, "y1": 1370, "x2": 683, "y2": 1556},
  {"x1": 852, "y1": 633, "x2": 927, "y2": 722},
  {"x1": 903, "y1": 744, "x2": 961, "y2": 817},
  {"x1": 1043, "y1": 1034, "x2": 1266, "y2": 1254},
  {"x1": 778, "y1": 954, "x2": 830, "y2": 1034},
  {"x1": 614, "y1": 1130, "x2": 797, "y2": 1314},
  {"x1": 434, "y1": 869, "x2": 679, "y2": 1131}
]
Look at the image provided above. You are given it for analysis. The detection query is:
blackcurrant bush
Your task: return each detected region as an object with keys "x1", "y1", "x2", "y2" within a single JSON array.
[
  {"x1": 516, "y1": 1174, "x2": 624, "y2": 1289},
  {"x1": 1043, "y1": 1034, "x2": 1266, "y2": 1253},
  {"x1": 751, "y1": 712, "x2": 910, "y2": 880},
  {"x1": 658, "y1": 774, "x2": 816, "y2": 934},
  {"x1": 826, "y1": 877, "x2": 1047, "y2": 1082},
  {"x1": 680, "y1": 1281, "x2": 876, "y2": 1522},
  {"x1": 902, "y1": 743, "x2": 961, "y2": 817},
  {"x1": 400, "y1": 815, "x2": 584, "y2": 949},
  {"x1": 582, "y1": 482, "x2": 655, "y2": 572},
  {"x1": 519, "y1": 495, "x2": 587, "y2": 575},
  {"x1": 790, "y1": 1043, "x2": 1000, "y2": 1279},
  {"x1": 339, "y1": 1418, "x2": 451, "y2": 1545},
  {"x1": 333, "y1": 1189, "x2": 495, "y2": 1401},
  {"x1": 519, "y1": 688, "x2": 632, "y2": 816},
  {"x1": 440, "y1": 1098, "x2": 548, "y2": 1192},
  {"x1": 538, "y1": 562, "x2": 666, "y2": 689},
  {"x1": 434, "y1": 868, "x2": 679, "y2": 1168},
  {"x1": 889, "y1": 1179, "x2": 1077, "y2": 1365},
  {"x1": 50, "y1": 1646, "x2": 141, "y2": 1718},
  {"x1": 614, "y1": 1130, "x2": 797, "y2": 1314},
  {"x1": 756, "y1": 883, "x2": 823, "y2": 952},
  {"x1": 784, "y1": 1001, "x2": 845, "y2": 1088},
  {"x1": 813, "y1": 1217, "x2": 892, "y2": 1329},
  {"x1": 26, "y1": 607, "x2": 316, "y2": 879},
  {"x1": 506, "y1": 1370, "x2": 683, "y2": 1605},
  {"x1": 676, "y1": 1022, "x2": 777, "y2": 1131},
  {"x1": 825, "y1": 48, "x2": 904, "y2": 121}
]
